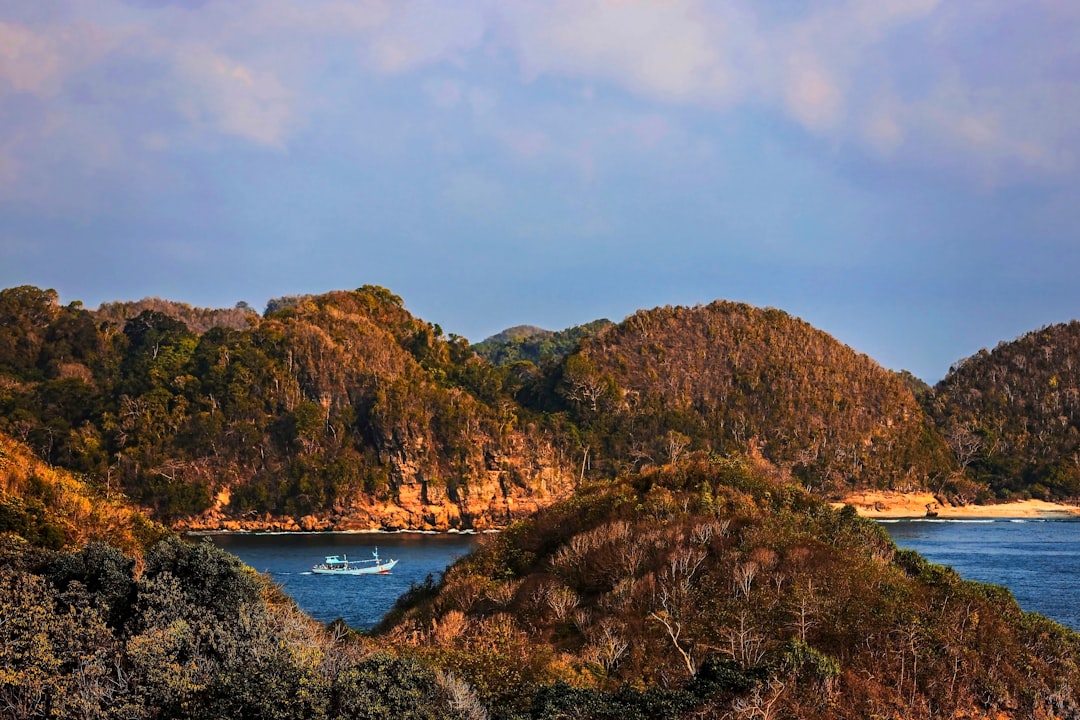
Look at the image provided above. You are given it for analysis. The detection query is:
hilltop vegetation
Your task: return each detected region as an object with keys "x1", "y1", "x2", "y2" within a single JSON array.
[
  {"x1": 0, "y1": 285, "x2": 575, "y2": 530},
  {"x1": 3, "y1": 281, "x2": 1080, "y2": 536},
  {"x1": 519, "y1": 302, "x2": 953, "y2": 496},
  {"x1": 92, "y1": 297, "x2": 258, "y2": 334},
  {"x1": 380, "y1": 455, "x2": 1080, "y2": 719},
  {"x1": 473, "y1": 320, "x2": 614, "y2": 366},
  {"x1": 929, "y1": 322, "x2": 1080, "y2": 502}
]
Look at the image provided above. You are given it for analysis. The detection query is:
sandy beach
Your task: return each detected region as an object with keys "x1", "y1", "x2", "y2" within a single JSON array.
[{"x1": 834, "y1": 490, "x2": 1080, "y2": 519}]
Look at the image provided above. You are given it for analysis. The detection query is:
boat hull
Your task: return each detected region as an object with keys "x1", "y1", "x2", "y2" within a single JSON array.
[{"x1": 312, "y1": 559, "x2": 397, "y2": 575}]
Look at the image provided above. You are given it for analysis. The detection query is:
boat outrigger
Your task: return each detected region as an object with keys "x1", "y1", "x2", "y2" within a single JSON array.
[{"x1": 312, "y1": 548, "x2": 397, "y2": 575}]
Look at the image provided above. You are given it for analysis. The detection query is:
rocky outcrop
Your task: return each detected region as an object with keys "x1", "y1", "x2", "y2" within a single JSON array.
[{"x1": 174, "y1": 444, "x2": 574, "y2": 532}]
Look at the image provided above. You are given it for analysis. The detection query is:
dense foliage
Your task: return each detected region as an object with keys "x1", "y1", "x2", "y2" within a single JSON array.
[
  {"x1": 381, "y1": 456, "x2": 1080, "y2": 719},
  {"x1": 929, "y1": 322, "x2": 1080, "y2": 502},
  {"x1": 473, "y1": 320, "x2": 614, "y2": 367},
  {"x1": 0, "y1": 429, "x2": 166, "y2": 554},
  {"x1": 519, "y1": 302, "x2": 954, "y2": 496},
  {"x1": 92, "y1": 298, "x2": 258, "y2": 335},
  {"x1": 0, "y1": 534, "x2": 484, "y2": 720},
  {"x1": 0, "y1": 285, "x2": 575, "y2": 528},
  {"x1": 4, "y1": 281, "x2": 1080, "y2": 531}
]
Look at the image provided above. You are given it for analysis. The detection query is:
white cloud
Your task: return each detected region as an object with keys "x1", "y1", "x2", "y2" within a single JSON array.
[
  {"x1": 500, "y1": 128, "x2": 550, "y2": 158},
  {"x1": 783, "y1": 53, "x2": 843, "y2": 132},
  {"x1": 905, "y1": 79, "x2": 1077, "y2": 178},
  {"x1": 1, "y1": 0, "x2": 1078, "y2": 193},
  {"x1": 467, "y1": 87, "x2": 497, "y2": 116},
  {"x1": 362, "y1": 0, "x2": 487, "y2": 74},
  {"x1": 423, "y1": 77, "x2": 463, "y2": 108},
  {"x1": 173, "y1": 48, "x2": 293, "y2": 147},
  {"x1": 489, "y1": 0, "x2": 1080, "y2": 181},
  {"x1": 863, "y1": 105, "x2": 904, "y2": 155},
  {"x1": 610, "y1": 114, "x2": 670, "y2": 149},
  {"x1": 0, "y1": 22, "x2": 63, "y2": 94},
  {"x1": 508, "y1": 0, "x2": 735, "y2": 103}
]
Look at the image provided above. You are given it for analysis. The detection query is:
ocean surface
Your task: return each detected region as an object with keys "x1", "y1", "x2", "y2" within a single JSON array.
[
  {"x1": 203, "y1": 532, "x2": 478, "y2": 630},
  {"x1": 883, "y1": 518, "x2": 1080, "y2": 631}
]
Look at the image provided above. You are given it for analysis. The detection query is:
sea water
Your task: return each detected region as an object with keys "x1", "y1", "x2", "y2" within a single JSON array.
[
  {"x1": 203, "y1": 532, "x2": 478, "y2": 630},
  {"x1": 883, "y1": 518, "x2": 1080, "y2": 631}
]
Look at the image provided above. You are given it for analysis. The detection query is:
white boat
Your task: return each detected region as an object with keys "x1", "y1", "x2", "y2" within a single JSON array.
[{"x1": 312, "y1": 548, "x2": 397, "y2": 575}]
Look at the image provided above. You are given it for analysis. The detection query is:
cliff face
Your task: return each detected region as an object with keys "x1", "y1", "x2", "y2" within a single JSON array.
[{"x1": 176, "y1": 424, "x2": 574, "y2": 533}]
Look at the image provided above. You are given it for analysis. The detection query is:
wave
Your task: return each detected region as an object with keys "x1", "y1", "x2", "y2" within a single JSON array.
[
  {"x1": 941, "y1": 519, "x2": 996, "y2": 524},
  {"x1": 887, "y1": 518, "x2": 997, "y2": 524}
]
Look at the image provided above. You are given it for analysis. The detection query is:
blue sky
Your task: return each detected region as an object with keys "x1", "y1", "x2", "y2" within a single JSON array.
[{"x1": 1, "y1": 0, "x2": 1078, "y2": 381}]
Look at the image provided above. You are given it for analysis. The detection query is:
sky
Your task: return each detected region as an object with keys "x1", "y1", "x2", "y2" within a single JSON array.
[{"x1": 1, "y1": 0, "x2": 1078, "y2": 382}]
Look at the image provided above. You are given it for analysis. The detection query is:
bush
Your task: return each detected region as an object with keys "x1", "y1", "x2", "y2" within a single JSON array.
[{"x1": 332, "y1": 652, "x2": 457, "y2": 720}]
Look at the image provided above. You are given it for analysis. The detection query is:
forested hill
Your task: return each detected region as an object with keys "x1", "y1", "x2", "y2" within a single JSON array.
[
  {"x1": 5, "y1": 282, "x2": 1080, "y2": 531},
  {"x1": 473, "y1": 319, "x2": 614, "y2": 366},
  {"x1": 0, "y1": 285, "x2": 577, "y2": 531},
  {"x1": 929, "y1": 321, "x2": 1080, "y2": 501},
  {"x1": 8, "y1": 285, "x2": 1080, "y2": 719},
  {"x1": 0, "y1": 429, "x2": 165, "y2": 554},
  {"x1": 92, "y1": 297, "x2": 258, "y2": 334},
  {"x1": 525, "y1": 302, "x2": 954, "y2": 496},
  {"x1": 383, "y1": 459, "x2": 1080, "y2": 718}
]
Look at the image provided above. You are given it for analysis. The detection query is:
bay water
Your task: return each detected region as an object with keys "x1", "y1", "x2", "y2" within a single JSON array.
[
  {"x1": 203, "y1": 532, "x2": 478, "y2": 630},
  {"x1": 883, "y1": 518, "x2": 1080, "y2": 631},
  {"x1": 203, "y1": 520, "x2": 1080, "y2": 634}
]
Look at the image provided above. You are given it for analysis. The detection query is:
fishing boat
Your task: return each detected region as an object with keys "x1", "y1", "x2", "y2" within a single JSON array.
[{"x1": 312, "y1": 548, "x2": 397, "y2": 575}]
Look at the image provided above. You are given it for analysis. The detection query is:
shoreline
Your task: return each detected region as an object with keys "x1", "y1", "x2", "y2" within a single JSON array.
[
  {"x1": 177, "y1": 491, "x2": 1080, "y2": 535},
  {"x1": 835, "y1": 490, "x2": 1080, "y2": 520},
  {"x1": 183, "y1": 527, "x2": 498, "y2": 536}
]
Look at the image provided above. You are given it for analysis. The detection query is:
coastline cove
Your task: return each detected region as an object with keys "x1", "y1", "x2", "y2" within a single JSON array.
[
  {"x1": 201, "y1": 531, "x2": 480, "y2": 630},
  {"x1": 201, "y1": 520, "x2": 1080, "y2": 635}
]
